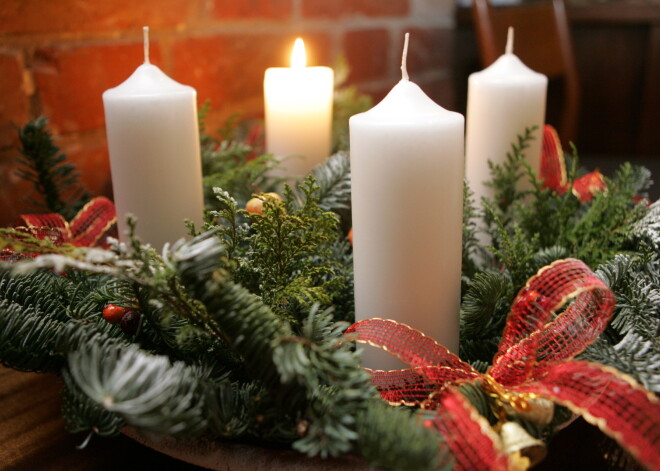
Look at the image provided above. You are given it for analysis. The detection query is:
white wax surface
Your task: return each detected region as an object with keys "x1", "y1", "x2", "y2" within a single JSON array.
[
  {"x1": 103, "y1": 63, "x2": 204, "y2": 249},
  {"x1": 350, "y1": 79, "x2": 464, "y2": 369},
  {"x1": 264, "y1": 66, "x2": 333, "y2": 177},
  {"x1": 465, "y1": 53, "x2": 547, "y2": 204}
]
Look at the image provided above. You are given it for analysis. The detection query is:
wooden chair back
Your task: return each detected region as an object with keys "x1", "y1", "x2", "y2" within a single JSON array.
[{"x1": 472, "y1": 0, "x2": 580, "y2": 145}]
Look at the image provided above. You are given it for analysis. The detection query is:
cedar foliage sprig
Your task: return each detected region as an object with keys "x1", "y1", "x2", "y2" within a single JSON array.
[
  {"x1": 207, "y1": 177, "x2": 349, "y2": 326},
  {"x1": 15, "y1": 117, "x2": 90, "y2": 219}
]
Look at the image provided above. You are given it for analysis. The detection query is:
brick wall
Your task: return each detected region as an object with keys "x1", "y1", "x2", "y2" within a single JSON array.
[{"x1": 0, "y1": 0, "x2": 457, "y2": 226}]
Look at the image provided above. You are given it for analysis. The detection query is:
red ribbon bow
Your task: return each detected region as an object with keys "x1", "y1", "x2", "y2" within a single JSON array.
[
  {"x1": 346, "y1": 259, "x2": 659, "y2": 470},
  {"x1": 2, "y1": 197, "x2": 116, "y2": 260}
]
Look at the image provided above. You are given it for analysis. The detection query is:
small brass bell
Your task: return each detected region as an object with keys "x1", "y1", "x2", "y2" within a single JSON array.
[
  {"x1": 498, "y1": 421, "x2": 547, "y2": 468},
  {"x1": 503, "y1": 396, "x2": 555, "y2": 426}
]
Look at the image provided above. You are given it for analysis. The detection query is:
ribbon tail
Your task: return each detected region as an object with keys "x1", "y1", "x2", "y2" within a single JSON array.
[
  {"x1": 346, "y1": 318, "x2": 477, "y2": 373},
  {"x1": 428, "y1": 388, "x2": 510, "y2": 471},
  {"x1": 540, "y1": 124, "x2": 568, "y2": 193},
  {"x1": 512, "y1": 361, "x2": 660, "y2": 471},
  {"x1": 368, "y1": 367, "x2": 483, "y2": 406},
  {"x1": 69, "y1": 197, "x2": 117, "y2": 248}
]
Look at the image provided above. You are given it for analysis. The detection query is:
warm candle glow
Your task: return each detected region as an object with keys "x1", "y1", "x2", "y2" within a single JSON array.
[
  {"x1": 290, "y1": 38, "x2": 306, "y2": 69},
  {"x1": 265, "y1": 37, "x2": 333, "y2": 176}
]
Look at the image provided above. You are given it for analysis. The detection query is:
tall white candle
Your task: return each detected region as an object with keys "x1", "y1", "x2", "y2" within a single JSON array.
[
  {"x1": 350, "y1": 34, "x2": 464, "y2": 369},
  {"x1": 264, "y1": 38, "x2": 334, "y2": 177},
  {"x1": 465, "y1": 28, "x2": 547, "y2": 204},
  {"x1": 103, "y1": 27, "x2": 204, "y2": 249}
]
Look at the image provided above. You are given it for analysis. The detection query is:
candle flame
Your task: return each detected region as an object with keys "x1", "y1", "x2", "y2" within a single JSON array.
[{"x1": 291, "y1": 38, "x2": 306, "y2": 69}]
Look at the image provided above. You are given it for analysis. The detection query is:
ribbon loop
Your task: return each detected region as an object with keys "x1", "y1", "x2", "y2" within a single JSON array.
[{"x1": 491, "y1": 259, "x2": 615, "y2": 385}]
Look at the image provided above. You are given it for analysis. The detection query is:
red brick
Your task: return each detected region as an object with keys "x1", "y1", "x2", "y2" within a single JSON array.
[
  {"x1": 0, "y1": 153, "x2": 34, "y2": 227},
  {"x1": 343, "y1": 29, "x2": 390, "y2": 83},
  {"x1": 33, "y1": 42, "x2": 163, "y2": 134},
  {"x1": 417, "y1": 76, "x2": 456, "y2": 111},
  {"x1": 170, "y1": 33, "x2": 332, "y2": 113},
  {"x1": 0, "y1": 0, "x2": 198, "y2": 34},
  {"x1": 406, "y1": 27, "x2": 452, "y2": 76},
  {"x1": 63, "y1": 139, "x2": 113, "y2": 198},
  {"x1": 212, "y1": 0, "x2": 293, "y2": 19},
  {"x1": 302, "y1": 0, "x2": 409, "y2": 18},
  {"x1": 0, "y1": 51, "x2": 30, "y2": 148}
]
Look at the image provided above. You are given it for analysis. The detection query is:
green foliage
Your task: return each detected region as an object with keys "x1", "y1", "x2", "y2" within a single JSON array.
[
  {"x1": 596, "y1": 253, "x2": 660, "y2": 343},
  {"x1": 208, "y1": 178, "x2": 348, "y2": 326},
  {"x1": 462, "y1": 181, "x2": 480, "y2": 279},
  {"x1": 484, "y1": 126, "x2": 537, "y2": 217},
  {"x1": 355, "y1": 402, "x2": 448, "y2": 471},
  {"x1": 460, "y1": 270, "x2": 513, "y2": 362},
  {"x1": 199, "y1": 112, "x2": 278, "y2": 210},
  {"x1": 481, "y1": 136, "x2": 652, "y2": 270},
  {"x1": 2, "y1": 112, "x2": 660, "y2": 471},
  {"x1": 331, "y1": 55, "x2": 373, "y2": 153},
  {"x1": 15, "y1": 117, "x2": 90, "y2": 219}
]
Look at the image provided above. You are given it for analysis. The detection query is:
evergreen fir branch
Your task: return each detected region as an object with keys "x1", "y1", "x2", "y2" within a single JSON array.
[
  {"x1": 204, "y1": 379, "x2": 262, "y2": 438},
  {"x1": 484, "y1": 126, "x2": 537, "y2": 216},
  {"x1": 173, "y1": 232, "x2": 294, "y2": 391},
  {"x1": 355, "y1": 402, "x2": 448, "y2": 471},
  {"x1": 0, "y1": 300, "x2": 66, "y2": 373},
  {"x1": 275, "y1": 306, "x2": 374, "y2": 457},
  {"x1": 629, "y1": 199, "x2": 660, "y2": 249},
  {"x1": 61, "y1": 369, "x2": 125, "y2": 439},
  {"x1": 15, "y1": 117, "x2": 90, "y2": 219},
  {"x1": 460, "y1": 270, "x2": 513, "y2": 339},
  {"x1": 0, "y1": 267, "x2": 68, "y2": 318},
  {"x1": 462, "y1": 180, "x2": 480, "y2": 278},
  {"x1": 68, "y1": 342, "x2": 209, "y2": 437},
  {"x1": 596, "y1": 253, "x2": 660, "y2": 342},
  {"x1": 579, "y1": 334, "x2": 660, "y2": 393},
  {"x1": 531, "y1": 246, "x2": 569, "y2": 269},
  {"x1": 309, "y1": 152, "x2": 352, "y2": 213},
  {"x1": 485, "y1": 204, "x2": 539, "y2": 289}
]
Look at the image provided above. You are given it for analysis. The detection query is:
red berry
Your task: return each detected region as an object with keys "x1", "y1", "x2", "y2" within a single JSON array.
[
  {"x1": 120, "y1": 310, "x2": 141, "y2": 335},
  {"x1": 103, "y1": 304, "x2": 126, "y2": 324}
]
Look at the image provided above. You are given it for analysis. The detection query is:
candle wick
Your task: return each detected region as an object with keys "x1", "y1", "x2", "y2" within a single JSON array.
[
  {"x1": 143, "y1": 26, "x2": 150, "y2": 64},
  {"x1": 505, "y1": 26, "x2": 514, "y2": 55},
  {"x1": 401, "y1": 32, "x2": 410, "y2": 81}
]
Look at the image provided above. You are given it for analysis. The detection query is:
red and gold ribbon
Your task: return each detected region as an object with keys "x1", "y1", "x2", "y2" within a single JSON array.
[
  {"x1": 540, "y1": 125, "x2": 606, "y2": 202},
  {"x1": 346, "y1": 259, "x2": 660, "y2": 470},
  {"x1": 2, "y1": 197, "x2": 116, "y2": 260}
]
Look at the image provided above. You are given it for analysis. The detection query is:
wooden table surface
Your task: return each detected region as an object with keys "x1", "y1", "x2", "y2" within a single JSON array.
[
  {"x1": 0, "y1": 366, "x2": 642, "y2": 471},
  {"x1": 0, "y1": 366, "x2": 204, "y2": 471}
]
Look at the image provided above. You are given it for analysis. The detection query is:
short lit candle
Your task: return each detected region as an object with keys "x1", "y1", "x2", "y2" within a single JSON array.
[
  {"x1": 264, "y1": 38, "x2": 334, "y2": 177},
  {"x1": 350, "y1": 34, "x2": 464, "y2": 369},
  {"x1": 465, "y1": 27, "x2": 548, "y2": 204},
  {"x1": 103, "y1": 27, "x2": 204, "y2": 249}
]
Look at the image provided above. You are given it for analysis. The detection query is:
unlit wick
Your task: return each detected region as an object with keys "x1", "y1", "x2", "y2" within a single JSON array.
[
  {"x1": 505, "y1": 26, "x2": 514, "y2": 55},
  {"x1": 401, "y1": 32, "x2": 410, "y2": 81},
  {"x1": 143, "y1": 26, "x2": 150, "y2": 64}
]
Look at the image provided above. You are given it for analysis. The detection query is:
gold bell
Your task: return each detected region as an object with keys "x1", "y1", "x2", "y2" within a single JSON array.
[
  {"x1": 498, "y1": 421, "x2": 547, "y2": 468},
  {"x1": 503, "y1": 396, "x2": 555, "y2": 426}
]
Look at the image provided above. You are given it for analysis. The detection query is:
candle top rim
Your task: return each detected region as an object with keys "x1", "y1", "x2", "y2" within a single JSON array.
[
  {"x1": 471, "y1": 53, "x2": 547, "y2": 82},
  {"x1": 104, "y1": 63, "x2": 194, "y2": 98},
  {"x1": 350, "y1": 79, "x2": 463, "y2": 124}
]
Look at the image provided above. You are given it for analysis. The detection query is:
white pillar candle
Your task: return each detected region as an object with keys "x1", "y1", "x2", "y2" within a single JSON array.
[
  {"x1": 350, "y1": 34, "x2": 464, "y2": 369},
  {"x1": 264, "y1": 38, "x2": 334, "y2": 177},
  {"x1": 103, "y1": 27, "x2": 204, "y2": 249},
  {"x1": 465, "y1": 28, "x2": 547, "y2": 205}
]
